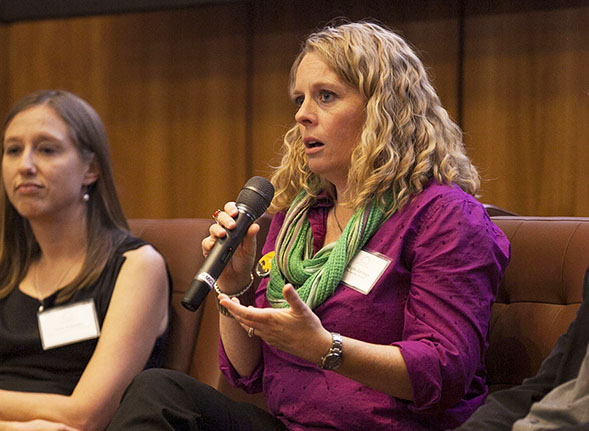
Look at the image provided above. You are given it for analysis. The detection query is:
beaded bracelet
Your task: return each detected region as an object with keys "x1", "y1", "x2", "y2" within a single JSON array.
[{"x1": 214, "y1": 273, "x2": 254, "y2": 317}]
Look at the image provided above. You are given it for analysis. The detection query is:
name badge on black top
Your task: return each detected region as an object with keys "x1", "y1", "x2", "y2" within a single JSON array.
[{"x1": 37, "y1": 299, "x2": 101, "y2": 350}]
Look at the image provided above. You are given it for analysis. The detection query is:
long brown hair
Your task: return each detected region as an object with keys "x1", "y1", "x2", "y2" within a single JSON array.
[{"x1": 0, "y1": 90, "x2": 129, "y2": 302}]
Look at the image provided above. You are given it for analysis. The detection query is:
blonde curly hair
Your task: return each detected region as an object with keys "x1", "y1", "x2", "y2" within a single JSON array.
[{"x1": 270, "y1": 21, "x2": 479, "y2": 213}]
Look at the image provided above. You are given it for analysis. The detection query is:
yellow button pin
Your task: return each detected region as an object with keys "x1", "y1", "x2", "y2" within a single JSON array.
[{"x1": 256, "y1": 251, "x2": 275, "y2": 277}]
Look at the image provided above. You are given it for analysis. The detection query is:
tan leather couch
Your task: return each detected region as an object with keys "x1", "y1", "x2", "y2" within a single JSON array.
[
  {"x1": 486, "y1": 216, "x2": 588, "y2": 392},
  {"x1": 128, "y1": 215, "x2": 589, "y2": 406},
  {"x1": 129, "y1": 216, "x2": 271, "y2": 409}
]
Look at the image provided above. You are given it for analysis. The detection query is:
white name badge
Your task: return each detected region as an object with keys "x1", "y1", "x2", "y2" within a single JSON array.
[
  {"x1": 341, "y1": 249, "x2": 391, "y2": 295},
  {"x1": 37, "y1": 299, "x2": 101, "y2": 350}
]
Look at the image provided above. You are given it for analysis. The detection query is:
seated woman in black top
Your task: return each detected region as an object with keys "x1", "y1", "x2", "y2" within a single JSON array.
[{"x1": 0, "y1": 90, "x2": 170, "y2": 431}]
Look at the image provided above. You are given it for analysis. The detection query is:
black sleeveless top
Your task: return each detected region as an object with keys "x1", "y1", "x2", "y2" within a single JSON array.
[{"x1": 0, "y1": 235, "x2": 169, "y2": 395}]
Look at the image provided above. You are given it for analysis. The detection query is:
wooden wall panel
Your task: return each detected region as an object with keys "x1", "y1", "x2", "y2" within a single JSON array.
[
  {"x1": 2, "y1": 1, "x2": 585, "y2": 219},
  {"x1": 4, "y1": 4, "x2": 249, "y2": 218},
  {"x1": 0, "y1": 24, "x2": 8, "y2": 116},
  {"x1": 250, "y1": 0, "x2": 461, "y2": 180},
  {"x1": 463, "y1": 5, "x2": 589, "y2": 216}
]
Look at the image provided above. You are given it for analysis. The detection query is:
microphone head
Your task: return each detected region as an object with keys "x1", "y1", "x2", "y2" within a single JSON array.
[{"x1": 236, "y1": 176, "x2": 275, "y2": 218}]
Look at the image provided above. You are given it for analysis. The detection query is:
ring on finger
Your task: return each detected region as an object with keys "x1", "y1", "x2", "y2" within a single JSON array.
[
  {"x1": 248, "y1": 327, "x2": 255, "y2": 338},
  {"x1": 212, "y1": 209, "x2": 222, "y2": 223}
]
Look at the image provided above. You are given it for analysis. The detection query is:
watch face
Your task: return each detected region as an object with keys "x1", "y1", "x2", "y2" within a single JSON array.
[{"x1": 322, "y1": 353, "x2": 342, "y2": 370}]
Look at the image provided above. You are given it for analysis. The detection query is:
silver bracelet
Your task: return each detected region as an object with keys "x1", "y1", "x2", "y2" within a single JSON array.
[{"x1": 214, "y1": 273, "x2": 254, "y2": 317}]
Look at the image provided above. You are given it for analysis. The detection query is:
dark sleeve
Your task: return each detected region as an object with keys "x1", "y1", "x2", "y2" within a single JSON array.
[{"x1": 452, "y1": 318, "x2": 574, "y2": 430}]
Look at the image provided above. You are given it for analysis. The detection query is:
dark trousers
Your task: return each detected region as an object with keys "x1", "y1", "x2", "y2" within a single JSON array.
[{"x1": 107, "y1": 368, "x2": 287, "y2": 431}]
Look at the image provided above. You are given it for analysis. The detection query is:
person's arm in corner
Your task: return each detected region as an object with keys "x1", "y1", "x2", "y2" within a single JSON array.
[
  {"x1": 0, "y1": 245, "x2": 169, "y2": 431},
  {"x1": 452, "y1": 319, "x2": 573, "y2": 431},
  {"x1": 0, "y1": 419, "x2": 81, "y2": 430}
]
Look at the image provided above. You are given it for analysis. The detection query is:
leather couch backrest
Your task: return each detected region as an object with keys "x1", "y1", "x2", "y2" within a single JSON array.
[
  {"x1": 129, "y1": 218, "x2": 208, "y2": 372},
  {"x1": 488, "y1": 216, "x2": 589, "y2": 392}
]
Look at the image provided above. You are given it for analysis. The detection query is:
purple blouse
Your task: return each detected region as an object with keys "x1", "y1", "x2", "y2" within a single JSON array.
[{"x1": 219, "y1": 181, "x2": 510, "y2": 431}]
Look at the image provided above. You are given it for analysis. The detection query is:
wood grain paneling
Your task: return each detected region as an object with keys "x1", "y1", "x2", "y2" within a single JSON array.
[
  {"x1": 4, "y1": 4, "x2": 249, "y2": 218},
  {"x1": 463, "y1": 5, "x2": 589, "y2": 216},
  {"x1": 2, "y1": 1, "x2": 586, "y2": 218},
  {"x1": 0, "y1": 24, "x2": 8, "y2": 117}
]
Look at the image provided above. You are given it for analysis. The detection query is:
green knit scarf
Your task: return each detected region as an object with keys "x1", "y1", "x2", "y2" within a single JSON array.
[{"x1": 266, "y1": 190, "x2": 394, "y2": 309}]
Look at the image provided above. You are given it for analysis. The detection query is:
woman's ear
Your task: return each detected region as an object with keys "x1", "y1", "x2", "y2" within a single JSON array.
[{"x1": 83, "y1": 155, "x2": 100, "y2": 186}]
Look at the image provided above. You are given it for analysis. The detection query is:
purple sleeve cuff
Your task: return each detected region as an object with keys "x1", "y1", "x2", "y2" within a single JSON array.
[
  {"x1": 393, "y1": 339, "x2": 461, "y2": 410},
  {"x1": 218, "y1": 338, "x2": 264, "y2": 394}
]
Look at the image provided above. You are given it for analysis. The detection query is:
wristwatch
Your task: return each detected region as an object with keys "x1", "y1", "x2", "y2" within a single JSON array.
[{"x1": 320, "y1": 332, "x2": 343, "y2": 370}]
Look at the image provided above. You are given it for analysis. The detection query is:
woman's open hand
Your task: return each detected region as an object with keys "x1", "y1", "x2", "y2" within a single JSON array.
[{"x1": 219, "y1": 284, "x2": 332, "y2": 364}]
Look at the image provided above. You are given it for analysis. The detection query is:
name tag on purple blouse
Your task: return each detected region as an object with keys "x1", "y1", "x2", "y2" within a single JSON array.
[
  {"x1": 342, "y1": 250, "x2": 391, "y2": 295},
  {"x1": 37, "y1": 299, "x2": 101, "y2": 350}
]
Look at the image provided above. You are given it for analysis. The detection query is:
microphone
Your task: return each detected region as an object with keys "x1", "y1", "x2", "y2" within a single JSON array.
[{"x1": 181, "y1": 176, "x2": 275, "y2": 312}]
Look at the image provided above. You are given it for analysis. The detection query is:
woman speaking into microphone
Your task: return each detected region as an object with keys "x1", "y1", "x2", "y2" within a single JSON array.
[{"x1": 108, "y1": 20, "x2": 510, "y2": 431}]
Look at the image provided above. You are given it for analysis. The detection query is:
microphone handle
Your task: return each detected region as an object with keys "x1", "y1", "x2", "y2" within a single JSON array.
[{"x1": 181, "y1": 208, "x2": 255, "y2": 312}]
